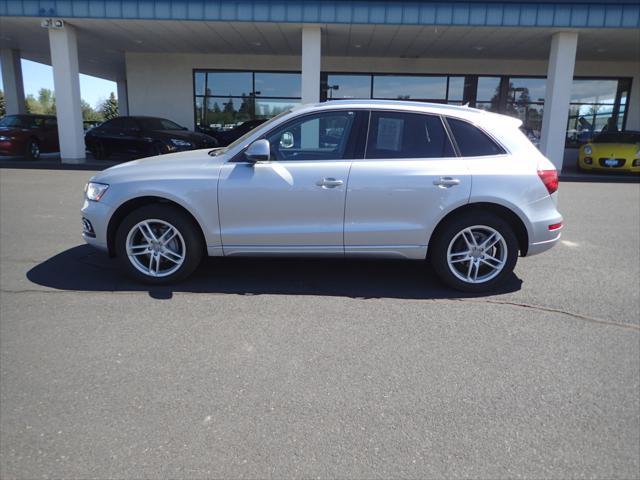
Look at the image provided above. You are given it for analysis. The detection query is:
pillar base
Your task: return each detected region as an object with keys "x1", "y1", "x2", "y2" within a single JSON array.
[{"x1": 60, "y1": 157, "x2": 87, "y2": 164}]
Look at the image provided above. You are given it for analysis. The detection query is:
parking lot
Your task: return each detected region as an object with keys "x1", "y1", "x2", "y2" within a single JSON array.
[{"x1": 0, "y1": 167, "x2": 638, "y2": 478}]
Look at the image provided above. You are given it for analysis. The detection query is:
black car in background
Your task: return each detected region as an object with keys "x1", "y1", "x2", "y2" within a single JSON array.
[
  {"x1": 85, "y1": 116, "x2": 218, "y2": 160},
  {"x1": 199, "y1": 119, "x2": 267, "y2": 147}
]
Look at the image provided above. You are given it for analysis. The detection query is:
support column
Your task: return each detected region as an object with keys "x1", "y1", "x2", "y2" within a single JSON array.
[
  {"x1": 539, "y1": 32, "x2": 578, "y2": 171},
  {"x1": 301, "y1": 26, "x2": 321, "y2": 104},
  {"x1": 47, "y1": 21, "x2": 85, "y2": 163},
  {"x1": 117, "y1": 80, "x2": 129, "y2": 116},
  {"x1": 624, "y1": 70, "x2": 640, "y2": 131},
  {"x1": 0, "y1": 49, "x2": 26, "y2": 114}
]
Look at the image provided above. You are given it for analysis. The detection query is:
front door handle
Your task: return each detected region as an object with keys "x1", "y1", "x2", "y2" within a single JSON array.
[
  {"x1": 433, "y1": 177, "x2": 461, "y2": 187},
  {"x1": 316, "y1": 178, "x2": 344, "y2": 188}
]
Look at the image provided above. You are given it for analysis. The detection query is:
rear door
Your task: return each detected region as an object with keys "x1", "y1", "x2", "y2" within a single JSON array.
[{"x1": 344, "y1": 110, "x2": 471, "y2": 259}]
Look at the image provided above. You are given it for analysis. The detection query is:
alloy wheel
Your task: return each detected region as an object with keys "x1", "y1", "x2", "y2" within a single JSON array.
[
  {"x1": 446, "y1": 225, "x2": 508, "y2": 284},
  {"x1": 125, "y1": 219, "x2": 186, "y2": 278}
]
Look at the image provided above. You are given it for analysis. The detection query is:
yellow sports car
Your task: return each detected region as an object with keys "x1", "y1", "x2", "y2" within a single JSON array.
[{"x1": 578, "y1": 131, "x2": 640, "y2": 173}]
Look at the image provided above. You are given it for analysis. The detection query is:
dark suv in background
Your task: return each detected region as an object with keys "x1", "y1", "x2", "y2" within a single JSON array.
[{"x1": 85, "y1": 116, "x2": 218, "y2": 160}]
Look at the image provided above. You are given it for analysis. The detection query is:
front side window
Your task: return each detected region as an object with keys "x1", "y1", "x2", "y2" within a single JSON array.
[
  {"x1": 365, "y1": 111, "x2": 455, "y2": 159},
  {"x1": 264, "y1": 111, "x2": 356, "y2": 161},
  {"x1": 446, "y1": 118, "x2": 505, "y2": 157}
]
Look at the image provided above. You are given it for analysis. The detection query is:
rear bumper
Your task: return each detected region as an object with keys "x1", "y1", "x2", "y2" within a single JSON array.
[
  {"x1": 525, "y1": 213, "x2": 563, "y2": 257},
  {"x1": 527, "y1": 230, "x2": 562, "y2": 256}
]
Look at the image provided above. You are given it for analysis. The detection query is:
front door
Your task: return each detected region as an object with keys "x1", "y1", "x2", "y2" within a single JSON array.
[{"x1": 218, "y1": 110, "x2": 363, "y2": 256}]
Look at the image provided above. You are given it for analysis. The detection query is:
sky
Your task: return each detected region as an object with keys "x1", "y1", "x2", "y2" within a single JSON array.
[{"x1": 0, "y1": 59, "x2": 117, "y2": 110}]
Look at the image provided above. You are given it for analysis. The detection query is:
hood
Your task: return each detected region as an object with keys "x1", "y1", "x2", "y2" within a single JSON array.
[
  {"x1": 91, "y1": 148, "x2": 227, "y2": 185},
  {"x1": 588, "y1": 143, "x2": 640, "y2": 156},
  {"x1": 0, "y1": 126, "x2": 31, "y2": 135}
]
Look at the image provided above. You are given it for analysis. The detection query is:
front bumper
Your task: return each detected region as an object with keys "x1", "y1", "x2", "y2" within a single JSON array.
[
  {"x1": 81, "y1": 198, "x2": 112, "y2": 253},
  {"x1": 0, "y1": 139, "x2": 25, "y2": 156},
  {"x1": 578, "y1": 155, "x2": 640, "y2": 173}
]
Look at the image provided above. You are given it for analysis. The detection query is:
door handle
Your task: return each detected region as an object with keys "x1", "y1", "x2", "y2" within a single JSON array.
[
  {"x1": 316, "y1": 178, "x2": 344, "y2": 188},
  {"x1": 433, "y1": 177, "x2": 461, "y2": 187}
]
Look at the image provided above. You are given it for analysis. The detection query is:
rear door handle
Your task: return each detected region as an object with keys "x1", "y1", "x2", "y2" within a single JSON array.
[
  {"x1": 433, "y1": 177, "x2": 461, "y2": 187},
  {"x1": 316, "y1": 178, "x2": 344, "y2": 188}
]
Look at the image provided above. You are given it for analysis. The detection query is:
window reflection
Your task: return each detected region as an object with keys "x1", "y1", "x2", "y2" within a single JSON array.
[
  {"x1": 204, "y1": 97, "x2": 252, "y2": 130},
  {"x1": 508, "y1": 78, "x2": 546, "y2": 103},
  {"x1": 476, "y1": 77, "x2": 501, "y2": 102},
  {"x1": 194, "y1": 70, "x2": 302, "y2": 133},
  {"x1": 206, "y1": 72, "x2": 252, "y2": 97},
  {"x1": 373, "y1": 75, "x2": 447, "y2": 100},
  {"x1": 194, "y1": 72, "x2": 205, "y2": 96},
  {"x1": 255, "y1": 99, "x2": 300, "y2": 119},
  {"x1": 326, "y1": 74, "x2": 371, "y2": 99},
  {"x1": 570, "y1": 79, "x2": 618, "y2": 104},
  {"x1": 255, "y1": 73, "x2": 301, "y2": 98},
  {"x1": 448, "y1": 77, "x2": 465, "y2": 102}
]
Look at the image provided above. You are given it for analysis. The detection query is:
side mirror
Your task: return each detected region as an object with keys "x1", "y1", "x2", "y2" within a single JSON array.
[{"x1": 245, "y1": 139, "x2": 270, "y2": 163}]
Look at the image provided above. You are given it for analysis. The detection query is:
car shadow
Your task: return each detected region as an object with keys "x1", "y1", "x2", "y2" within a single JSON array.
[{"x1": 26, "y1": 245, "x2": 522, "y2": 300}]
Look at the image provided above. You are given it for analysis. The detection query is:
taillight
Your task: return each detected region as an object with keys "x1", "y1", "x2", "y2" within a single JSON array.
[
  {"x1": 548, "y1": 222, "x2": 562, "y2": 231},
  {"x1": 538, "y1": 169, "x2": 558, "y2": 195}
]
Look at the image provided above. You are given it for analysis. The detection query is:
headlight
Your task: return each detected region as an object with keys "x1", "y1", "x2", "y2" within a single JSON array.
[
  {"x1": 85, "y1": 182, "x2": 109, "y2": 201},
  {"x1": 583, "y1": 145, "x2": 592, "y2": 155},
  {"x1": 0, "y1": 135, "x2": 13, "y2": 141},
  {"x1": 170, "y1": 139, "x2": 193, "y2": 147}
]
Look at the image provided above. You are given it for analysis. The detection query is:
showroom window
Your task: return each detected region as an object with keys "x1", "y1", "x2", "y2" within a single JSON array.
[
  {"x1": 322, "y1": 74, "x2": 467, "y2": 103},
  {"x1": 193, "y1": 70, "x2": 301, "y2": 133},
  {"x1": 566, "y1": 78, "x2": 631, "y2": 147}
]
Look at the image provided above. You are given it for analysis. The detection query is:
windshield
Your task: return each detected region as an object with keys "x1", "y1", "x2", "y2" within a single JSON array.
[
  {"x1": 0, "y1": 115, "x2": 44, "y2": 129},
  {"x1": 138, "y1": 117, "x2": 184, "y2": 131},
  {"x1": 209, "y1": 110, "x2": 292, "y2": 156},
  {"x1": 593, "y1": 132, "x2": 640, "y2": 144}
]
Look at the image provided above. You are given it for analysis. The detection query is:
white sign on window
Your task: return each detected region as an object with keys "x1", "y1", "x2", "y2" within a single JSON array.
[{"x1": 376, "y1": 117, "x2": 404, "y2": 151}]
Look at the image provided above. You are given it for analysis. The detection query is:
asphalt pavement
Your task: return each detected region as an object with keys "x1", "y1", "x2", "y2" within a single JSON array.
[{"x1": 0, "y1": 168, "x2": 638, "y2": 479}]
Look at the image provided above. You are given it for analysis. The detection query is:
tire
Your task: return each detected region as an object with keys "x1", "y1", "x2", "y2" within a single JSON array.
[
  {"x1": 92, "y1": 141, "x2": 109, "y2": 160},
  {"x1": 151, "y1": 142, "x2": 166, "y2": 156},
  {"x1": 25, "y1": 138, "x2": 40, "y2": 160},
  {"x1": 115, "y1": 204, "x2": 204, "y2": 284},
  {"x1": 430, "y1": 212, "x2": 519, "y2": 293}
]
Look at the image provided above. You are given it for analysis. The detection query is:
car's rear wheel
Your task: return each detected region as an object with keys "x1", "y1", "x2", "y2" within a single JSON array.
[
  {"x1": 430, "y1": 212, "x2": 519, "y2": 292},
  {"x1": 92, "y1": 141, "x2": 109, "y2": 160},
  {"x1": 115, "y1": 204, "x2": 204, "y2": 284},
  {"x1": 25, "y1": 138, "x2": 40, "y2": 160}
]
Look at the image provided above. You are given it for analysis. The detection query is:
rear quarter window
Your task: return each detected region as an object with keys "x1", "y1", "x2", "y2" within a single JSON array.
[{"x1": 446, "y1": 117, "x2": 506, "y2": 157}]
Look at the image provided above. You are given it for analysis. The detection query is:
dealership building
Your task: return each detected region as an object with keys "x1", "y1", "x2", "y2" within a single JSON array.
[{"x1": 1, "y1": 0, "x2": 639, "y2": 169}]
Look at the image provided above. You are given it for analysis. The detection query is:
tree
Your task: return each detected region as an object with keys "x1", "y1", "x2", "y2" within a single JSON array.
[
  {"x1": 0, "y1": 90, "x2": 5, "y2": 117},
  {"x1": 81, "y1": 100, "x2": 103, "y2": 121},
  {"x1": 100, "y1": 92, "x2": 119, "y2": 120},
  {"x1": 37, "y1": 88, "x2": 56, "y2": 114},
  {"x1": 25, "y1": 94, "x2": 43, "y2": 114}
]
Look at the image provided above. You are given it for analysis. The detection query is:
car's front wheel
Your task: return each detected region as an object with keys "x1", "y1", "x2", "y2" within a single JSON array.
[
  {"x1": 430, "y1": 212, "x2": 519, "y2": 292},
  {"x1": 115, "y1": 204, "x2": 204, "y2": 284}
]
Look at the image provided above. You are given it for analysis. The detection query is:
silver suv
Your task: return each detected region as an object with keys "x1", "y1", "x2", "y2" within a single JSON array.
[{"x1": 81, "y1": 100, "x2": 562, "y2": 292}]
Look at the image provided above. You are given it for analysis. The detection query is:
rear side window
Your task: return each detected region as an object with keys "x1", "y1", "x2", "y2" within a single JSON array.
[
  {"x1": 446, "y1": 118, "x2": 505, "y2": 157},
  {"x1": 365, "y1": 111, "x2": 455, "y2": 159}
]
